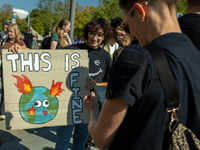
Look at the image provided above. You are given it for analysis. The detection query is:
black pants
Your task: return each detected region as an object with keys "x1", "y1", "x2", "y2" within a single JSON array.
[{"x1": 0, "y1": 60, "x2": 4, "y2": 115}]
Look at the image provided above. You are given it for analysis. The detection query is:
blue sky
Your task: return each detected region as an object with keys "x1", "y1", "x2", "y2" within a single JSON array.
[{"x1": 0, "y1": 0, "x2": 99, "y2": 12}]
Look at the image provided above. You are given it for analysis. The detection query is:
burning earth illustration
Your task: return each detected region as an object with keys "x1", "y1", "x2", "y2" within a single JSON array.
[{"x1": 12, "y1": 74, "x2": 64, "y2": 124}]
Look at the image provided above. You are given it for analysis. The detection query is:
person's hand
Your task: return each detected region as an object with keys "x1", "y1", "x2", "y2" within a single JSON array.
[
  {"x1": 85, "y1": 76, "x2": 97, "y2": 90},
  {"x1": 83, "y1": 92, "x2": 99, "y2": 114},
  {"x1": 8, "y1": 43, "x2": 27, "y2": 53}
]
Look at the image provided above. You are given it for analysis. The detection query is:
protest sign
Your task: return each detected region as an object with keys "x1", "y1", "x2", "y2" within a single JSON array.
[{"x1": 2, "y1": 49, "x2": 89, "y2": 130}]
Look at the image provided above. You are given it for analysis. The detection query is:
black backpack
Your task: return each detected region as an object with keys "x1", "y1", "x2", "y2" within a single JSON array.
[
  {"x1": 41, "y1": 34, "x2": 60, "y2": 49},
  {"x1": 41, "y1": 37, "x2": 51, "y2": 49}
]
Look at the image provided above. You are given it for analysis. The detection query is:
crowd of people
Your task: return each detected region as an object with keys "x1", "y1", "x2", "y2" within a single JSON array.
[{"x1": 1, "y1": 0, "x2": 200, "y2": 149}]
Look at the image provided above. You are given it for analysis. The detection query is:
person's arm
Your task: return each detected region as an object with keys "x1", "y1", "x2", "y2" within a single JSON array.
[
  {"x1": 50, "y1": 41, "x2": 58, "y2": 50},
  {"x1": 84, "y1": 92, "x2": 128, "y2": 149}
]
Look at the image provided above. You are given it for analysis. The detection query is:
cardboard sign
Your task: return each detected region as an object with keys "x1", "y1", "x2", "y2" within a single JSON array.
[{"x1": 2, "y1": 49, "x2": 90, "y2": 130}]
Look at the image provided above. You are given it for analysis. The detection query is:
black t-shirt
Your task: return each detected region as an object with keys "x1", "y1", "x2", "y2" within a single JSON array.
[
  {"x1": 178, "y1": 14, "x2": 200, "y2": 50},
  {"x1": 62, "y1": 43, "x2": 112, "y2": 83},
  {"x1": 107, "y1": 33, "x2": 200, "y2": 150},
  {"x1": 24, "y1": 33, "x2": 34, "y2": 49}
]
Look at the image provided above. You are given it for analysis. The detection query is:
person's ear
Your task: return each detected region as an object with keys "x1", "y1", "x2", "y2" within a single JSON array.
[
  {"x1": 134, "y1": 3, "x2": 147, "y2": 22},
  {"x1": 62, "y1": 25, "x2": 66, "y2": 30}
]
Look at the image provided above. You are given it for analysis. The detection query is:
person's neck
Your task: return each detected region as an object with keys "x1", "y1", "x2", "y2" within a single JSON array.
[
  {"x1": 9, "y1": 39, "x2": 15, "y2": 43},
  {"x1": 108, "y1": 37, "x2": 116, "y2": 46},
  {"x1": 3, "y1": 28, "x2": 7, "y2": 32},
  {"x1": 144, "y1": 10, "x2": 182, "y2": 46},
  {"x1": 185, "y1": 6, "x2": 200, "y2": 15}
]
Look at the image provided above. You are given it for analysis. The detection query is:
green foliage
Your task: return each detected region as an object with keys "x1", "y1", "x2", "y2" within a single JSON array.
[
  {"x1": 92, "y1": 0, "x2": 123, "y2": 23},
  {"x1": 0, "y1": 0, "x2": 188, "y2": 38},
  {"x1": 177, "y1": 0, "x2": 187, "y2": 14},
  {"x1": 0, "y1": 3, "x2": 13, "y2": 30}
]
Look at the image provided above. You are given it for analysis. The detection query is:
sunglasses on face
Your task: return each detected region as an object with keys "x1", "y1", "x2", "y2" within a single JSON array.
[{"x1": 120, "y1": 2, "x2": 148, "y2": 34}]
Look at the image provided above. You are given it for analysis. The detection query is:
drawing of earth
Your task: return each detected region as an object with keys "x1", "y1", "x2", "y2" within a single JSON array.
[{"x1": 19, "y1": 87, "x2": 58, "y2": 124}]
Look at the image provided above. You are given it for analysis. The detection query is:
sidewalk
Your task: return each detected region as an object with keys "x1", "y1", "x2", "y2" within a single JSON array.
[
  {"x1": 0, "y1": 77, "x2": 98, "y2": 150},
  {"x1": 0, "y1": 119, "x2": 99, "y2": 150}
]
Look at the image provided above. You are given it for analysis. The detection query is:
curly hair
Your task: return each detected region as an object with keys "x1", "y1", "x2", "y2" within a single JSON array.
[
  {"x1": 83, "y1": 18, "x2": 112, "y2": 46},
  {"x1": 110, "y1": 17, "x2": 123, "y2": 29},
  {"x1": 187, "y1": 0, "x2": 200, "y2": 6},
  {"x1": 8, "y1": 24, "x2": 23, "y2": 43}
]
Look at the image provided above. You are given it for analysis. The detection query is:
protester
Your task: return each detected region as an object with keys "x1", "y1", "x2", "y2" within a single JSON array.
[
  {"x1": 178, "y1": 0, "x2": 200, "y2": 50},
  {"x1": 83, "y1": 0, "x2": 200, "y2": 150},
  {"x1": 24, "y1": 26, "x2": 34, "y2": 49},
  {"x1": 110, "y1": 17, "x2": 125, "y2": 47},
  {"x1": 0, "y1": 21, "x2": 9, "y2": 49},
  {"x1": 121, "y1": 34, "x2": 130, "y2": 46},
  {"x1": 102, "y1": 17, "x2": 125, "y2": 59},
  {"x1": 8, "y1": 17, "x2": 112, "y2": 150},
  {"x1": 50, "y1": 19, "x2": 72, "y2": 50},
  {"x1": 0, "y1": 23, "x2": 25, "y2": 120},
  {"x1": 54, "y1": 17, "x2": 112, "y2": 150},
  {"x1": 3, "y1": 24, "x2": 25, "y2": 49}
]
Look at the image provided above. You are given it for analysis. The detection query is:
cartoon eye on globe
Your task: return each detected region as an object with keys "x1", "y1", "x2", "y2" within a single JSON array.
[{"x1": 12, "y1": 74, "x2": 64, "y2": 124}]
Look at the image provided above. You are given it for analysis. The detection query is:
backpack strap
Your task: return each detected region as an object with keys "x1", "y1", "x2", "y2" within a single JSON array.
[
  {"x1": 187, "y1": 23, "x2": 200, "y2": 39},
  {"x1": 144, "y1": 43, "x2": 179, "y2": 111}
]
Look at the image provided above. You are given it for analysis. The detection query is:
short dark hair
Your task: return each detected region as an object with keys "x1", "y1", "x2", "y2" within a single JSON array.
[
  {"x1": 119, "y1": 0, "x2": 176, "y2": 17},
  {"x1": 83, "y1": 17, "x2": 112, "y2": 45},
  {"x1": 187, "y1": 0, "x2": 200, "y2": 6},
  {"x1": 25, "y1": 26, "x2": 31, "y2": 32},
  {"x1": 110, "y1": 17, "x2": 123, "y2": 29}
]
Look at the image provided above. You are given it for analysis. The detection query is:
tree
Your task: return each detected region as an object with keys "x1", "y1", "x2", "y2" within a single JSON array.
[
  {"x1": 177, "y1": 0, "x2": 187, "y2": 14},
  {"x1": 0, "y1": 3, "x2": 13, "y2": 30},
  {"x1": 36, "y1": 0, "x2": 61, "y2": 35},
  {"x1": 74, "y1": 5, "x2": 94, "y2": 37},
  {"x1": 92, "y1": 0, "x2": 123, "y2": 23}
]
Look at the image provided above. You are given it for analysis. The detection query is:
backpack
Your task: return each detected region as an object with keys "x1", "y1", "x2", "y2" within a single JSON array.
[
  {"x1": 41, "y1": 34, "x2": 60, "y2": 49},
  {"x1": 41, "y1": 37, "x2": 51, "y2": 49}
]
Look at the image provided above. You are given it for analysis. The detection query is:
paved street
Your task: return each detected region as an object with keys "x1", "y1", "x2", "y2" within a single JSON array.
[
  {"x1": 0, "y1": 118, "x2": 99, "y2": 150},
  {"x1": 0, "y1": 77, "x2": 98, "y2": 150}
]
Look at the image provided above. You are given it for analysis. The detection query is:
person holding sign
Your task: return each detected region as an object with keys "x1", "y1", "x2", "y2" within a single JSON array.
[
  {"x1": 3, "y1": 24, "x2": 25, "y2": 49},
  {"x1": 55, "y1": 17, "x2": 112, "y2": 150},
  {"x1": 0, "y1": 24, "x2": 25, "y2": 120},
  {"x1": 83, "y1": 0, "x2": 200, "y2": 150},
  {"x1": 8, "y1": 17, "x2": 112, "y2": 150}
]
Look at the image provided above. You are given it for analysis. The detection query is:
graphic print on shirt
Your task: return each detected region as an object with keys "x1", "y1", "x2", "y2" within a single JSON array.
[{"x1": 89, "y1": 58, "x2": 103, "y2": 77}]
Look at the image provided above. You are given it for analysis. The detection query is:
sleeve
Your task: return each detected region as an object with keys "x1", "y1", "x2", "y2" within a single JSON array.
[
  {"x1": 106, "y1": 46, "x2": 152, "y2": 106},
  {"x1": 18, "y1": 40, "x2": 26, "y2": 46},
  {"x1": 50, "y1": 33, "x2": 59, "y2": 42}
]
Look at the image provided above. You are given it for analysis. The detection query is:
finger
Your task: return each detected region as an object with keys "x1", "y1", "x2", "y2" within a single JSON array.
[
  {"x1": 91, "y1": 92, "x2": 95, "y2": 97},
  {"x1": 87, "y1": 76, "x2": 92, "y2": 82}
]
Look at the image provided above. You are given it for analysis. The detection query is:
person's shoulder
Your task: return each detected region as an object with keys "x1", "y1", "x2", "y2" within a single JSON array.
[
  {"x1": 18, "y1": 40, "x2": 25, "y2": 46},
  {"x1": 117, "y1": 40, "x2": 123, "y2": 47},
  {"x1": 61, "y1": 43, "x2": 86, "y2": 50},
  {"x1": 121, "y1": 44, "x2": 149, "y2": 57}
]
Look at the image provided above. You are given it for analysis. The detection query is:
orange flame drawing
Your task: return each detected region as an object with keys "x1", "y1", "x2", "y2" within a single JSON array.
[
  {"x1": 12, "y1": 74, "x2": 32, "y2": 94},
  {"x1": 28, "y1": 106, "x2": 35, "y2": 115},
  {"x1": 50, "y1": 80, "x2": 64, "y2": 97}
]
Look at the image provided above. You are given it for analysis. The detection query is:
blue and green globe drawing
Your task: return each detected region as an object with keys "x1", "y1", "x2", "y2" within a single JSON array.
[
  {"x1": 19, "y1": 87, "x2": 58, "y2": 124},
  {"x1": 12, "y1": 74, "x2": 64, "y2": 124}
]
